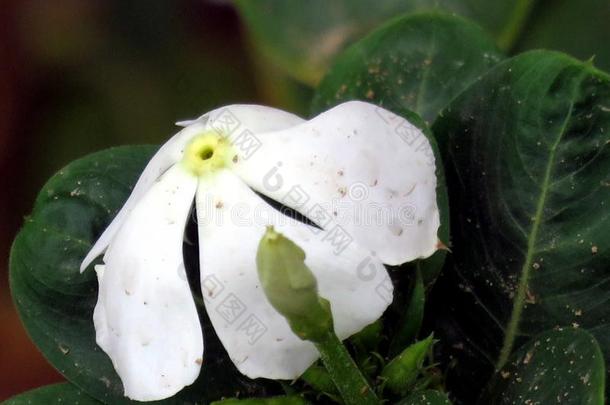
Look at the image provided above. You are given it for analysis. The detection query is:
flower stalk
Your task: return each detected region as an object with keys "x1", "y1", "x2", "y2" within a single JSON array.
[
  {"x1": 315, "y1": 331, "x2": 380, "y2": 405},
  {"x1": 256, "y1": 227, "x2": 380, "y2": 405}
]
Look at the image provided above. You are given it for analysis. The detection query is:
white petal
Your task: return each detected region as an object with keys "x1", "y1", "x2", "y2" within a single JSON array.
[
  {"x1": 196, "y1": 170, "x2": 392, "y2": 380},
  {"x1": 175, "y1": 119, "x2": 197, "y2": 127},
  {"x1": 81, "y1": 105, "x2": 304, "y2": 271},
  {"x1": 233, "y1": 101, "x2": 440, "y2": 266},
  {"x1": 94, "y1": 165, "x2": 203, "y2": 401},
  {"x1": 192, "y1": 104, "x2": 305, "y2": 135},
  {"x1": 80, "y1": 124, "x2": 206, "y2": 271},
  {"x1": 177, "y1": 104, "x2": 303, "y2": 129}
]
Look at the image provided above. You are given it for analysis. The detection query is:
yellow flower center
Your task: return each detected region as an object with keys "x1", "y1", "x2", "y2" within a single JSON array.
[{"x1": 181, "y1": 131, "x2": 235, "y2": 177}]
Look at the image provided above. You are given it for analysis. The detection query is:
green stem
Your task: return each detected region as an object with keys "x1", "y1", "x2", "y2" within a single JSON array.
[
  {"x1": 497, "y1": 0, "x2": 534, "y2": 51},
  {"x1": 315, "y1": 332, "x2": 380, "y2": 405}
]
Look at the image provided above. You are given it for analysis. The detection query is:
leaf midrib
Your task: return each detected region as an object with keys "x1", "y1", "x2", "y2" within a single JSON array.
[
  {"x1": 413, "y1": 27, "x2": 437, "y2": 120},
  {"x1": 495, "y1": 95, "x2": 576, "y2": 370}
]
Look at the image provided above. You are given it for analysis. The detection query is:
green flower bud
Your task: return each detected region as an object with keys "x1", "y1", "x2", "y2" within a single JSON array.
[
  {"x1": 381, "y1": 334, "x2": 434, "y2": 396},
  {"x1": 256, "y1": 226, "x2": 333, "y2": 342}
]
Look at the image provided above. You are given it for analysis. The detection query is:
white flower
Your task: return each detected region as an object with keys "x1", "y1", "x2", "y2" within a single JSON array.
[{"x1": 80, "y1": 101, "x2": 440, "y2": 401}]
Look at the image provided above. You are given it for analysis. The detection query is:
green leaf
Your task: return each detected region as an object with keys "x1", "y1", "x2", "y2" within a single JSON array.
[
  {"x1": 211, "y1": 395, "x2": 309, "y2": 405},
  {"x1": 10, "y1": 146, "x2": 155, "y2": 404},
  {"x1": 388, "y1": 268, "x2": 425, "y2": 357},
  {"x1": 382, "y1": 335, "x2": 434, "y2": 396},
  {"x1": 2, "y1": 383, "x2": 101, "y2": 405},
  {"x1": 480, "y1": 328, "x2": 605, "y2": 404},
  {"x1": 397, "y1": 389, "x2": 452, "y2": 405},
  {"x1": 515, "y1": 0, "x2": 610, "y2": 72},
  {"x1": 312, "y1": 13, "x2": 503, "y2": 124},
  {"x1": 350, "y1": 319, "x2": 383, "y2": 352},
  {"x1": 9, "y1": 146, "x2": 275, "y2": 404},
  {"x1": 235, "y1": 1, "x2": 522, "y2": 85},
  {"x1": 431, "y1": 50, "x2": 610, "y2": 401}
]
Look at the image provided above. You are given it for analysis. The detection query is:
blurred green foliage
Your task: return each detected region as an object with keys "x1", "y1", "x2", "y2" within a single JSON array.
[
  {"x1": 236, "y1": 0, "x2": 610, "y2": 85},
  {"x1": 17, "y1": 1, "x2": 261, "y2": 207},
  {"x1": 15, "y1": 0, "x2": 610, "y2": 203},
  {"x1": 235, "y1": 0, "x2": 516, "y2": 85}
]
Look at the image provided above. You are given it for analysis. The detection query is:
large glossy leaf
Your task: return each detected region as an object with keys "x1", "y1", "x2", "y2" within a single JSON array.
[
  {"x1": 211, "y1": 396, "x2": 309, "y2": 405},
  {"x1": 430, "y1": 51, "x2": 610, "y2": 402},
  {"x1": 312, "y1": 13, "x2": 503, "y2": 125},
  {"x1": 9, "y1": 146, "x2": 275, "y2": 404},
  {"x1": 2, "y1": 383, "x2": 101, "y2": 405},
  {"x1": 234, "y1": 1, "x2": 518, "y2": 85},
  {"x1": 481, "y1": 328, "x2": 605, "y2": 404}
]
